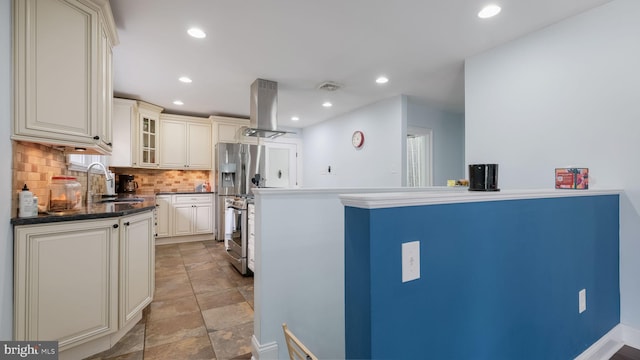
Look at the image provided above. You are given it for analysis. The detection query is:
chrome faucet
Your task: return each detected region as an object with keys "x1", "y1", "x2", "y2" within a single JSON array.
[{"x1": 86, "y1": 162, "x2": 113, "y2": 205}]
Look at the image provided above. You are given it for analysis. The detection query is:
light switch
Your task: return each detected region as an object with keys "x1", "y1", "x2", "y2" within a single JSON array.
[
  {"x1": 402, "y1": 241, "x2": 420, "y2": 283},
  {"x1": 579, "y1": 289, "x2": 586, "y2": 313}
]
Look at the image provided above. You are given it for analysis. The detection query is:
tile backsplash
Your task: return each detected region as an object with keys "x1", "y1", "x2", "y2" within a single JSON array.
[
  {"x1": 12, "y1": 141, "x2": 213, "y2": 217},
  {"x1": 12, "y1": 141, "x2": 105, "y2": 216},
  {"x1": 110, "y1": 168, "x2": 212, "y2": 195}
]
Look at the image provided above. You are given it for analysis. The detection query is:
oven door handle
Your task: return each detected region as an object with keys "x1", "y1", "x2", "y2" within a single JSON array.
[{"x1": 226, "y1": 249, "x2": 243, "y2": 261}]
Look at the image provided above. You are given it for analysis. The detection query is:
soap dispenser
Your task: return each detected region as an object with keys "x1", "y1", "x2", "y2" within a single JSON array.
[{"x1": 19, "y1": 184, "x2": 34, "y2": 218}]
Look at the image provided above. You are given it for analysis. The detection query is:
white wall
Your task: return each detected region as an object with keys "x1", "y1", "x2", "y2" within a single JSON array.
[
  {"x1": 253, "y1": 189, "x2": 347, "y2": 360},
  {"x1": 406, "y1": 97, "x2": 465, "y2": 186},
  {"x1": 302, "y1": 96, "x2": 404, "y2": 187},
  {"x1": 0, "y1": 0, "x2": 12, "y2": 340},
  {"x1": 251, "y1": 187, "x2": 466, "y2": 360},
  {"x1": 465, "y1": 0, "x2": 640, "y2": 329}
]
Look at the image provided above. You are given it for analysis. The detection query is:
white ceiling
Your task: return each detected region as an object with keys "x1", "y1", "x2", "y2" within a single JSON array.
[{"x1": 110, "y1": 0, "x2": 613, "y2": 129}]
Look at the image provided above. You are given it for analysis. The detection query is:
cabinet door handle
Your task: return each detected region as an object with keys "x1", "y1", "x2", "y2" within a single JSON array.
[
  {"x1": 124, "y1": 222, "x2": 130, "y2": 226},
  {"x1": 113, "y1": 224, "x2": 119, "y2": 229},
  {"x1": 93, "y1": 135, "x2": 100, "y2": 140},
  {"x1": 107, "y1": 142, "x2": 112, "y2": 146}
]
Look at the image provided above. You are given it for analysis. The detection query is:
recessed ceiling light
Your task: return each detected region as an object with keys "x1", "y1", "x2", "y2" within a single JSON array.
[
  {"x1": 291, "y1": 116, "x2": 300, "y2": 121},
  {"x1": 179, "y1": 76, "x2": 192, "y2": 83},
  {"x1": 376, "y1": 76, "x2": 389, "y2": 84},
  {"x1": 478, "y1": 4, "x2": 501, "y2": 19},
  {"x1": 187, "y1": 28, "x2": 206, "y2": 39},
  {"x1": 173, "y1": 100, "x2": 184, "y2": 105},
  {"x1": 322, "y1": 102, "x2": 333, "y2": 108}
]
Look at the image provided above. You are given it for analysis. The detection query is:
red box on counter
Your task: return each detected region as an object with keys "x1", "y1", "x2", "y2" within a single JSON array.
[{"x1": 555, "y1": 168, "x2": 589, "y2": 189}]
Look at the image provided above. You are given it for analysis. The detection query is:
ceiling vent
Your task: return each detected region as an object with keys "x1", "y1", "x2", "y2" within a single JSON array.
[{"x1": 317, "y1": 81, "x2": 342, "y2": 92}]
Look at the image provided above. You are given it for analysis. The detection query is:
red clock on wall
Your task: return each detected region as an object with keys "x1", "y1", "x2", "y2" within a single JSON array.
[{"x1": 352, "y1": 130, "x2": 365, "y2": 149}]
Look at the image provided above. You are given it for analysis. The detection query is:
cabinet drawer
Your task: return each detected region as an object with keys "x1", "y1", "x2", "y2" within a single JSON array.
[{"x1": 172, "y1": 194, "x2": 212, "y2": 204}]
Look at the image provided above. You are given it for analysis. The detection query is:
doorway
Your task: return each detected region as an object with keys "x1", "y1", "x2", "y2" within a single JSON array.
[{"x1": 406, "y1": 127, "x2": 433, "y2": 187}]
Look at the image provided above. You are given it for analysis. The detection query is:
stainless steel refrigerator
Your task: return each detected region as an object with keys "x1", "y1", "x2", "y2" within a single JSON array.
[{"x1": 215, "y1": 142, "x2": 265, "y2": 241}]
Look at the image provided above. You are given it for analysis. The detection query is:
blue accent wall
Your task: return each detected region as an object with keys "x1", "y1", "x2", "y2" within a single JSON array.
[{"x1": 345, "y1": 195, "x2": 620, "y2": 359}]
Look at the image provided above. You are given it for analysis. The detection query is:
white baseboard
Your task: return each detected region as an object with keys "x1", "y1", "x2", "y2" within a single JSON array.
[
  {"x1": 154, "y1": 233, "x2": 215, "y2": 245},
  {"x1": 575, "y1": 323, "x2": 640, "y2": 360},
  {"x1": 620, "y1": 323, "x2": 640, "y2": 349},
  {"x1": 251, "y1": 335, "x2": 278, "y2": 360}
]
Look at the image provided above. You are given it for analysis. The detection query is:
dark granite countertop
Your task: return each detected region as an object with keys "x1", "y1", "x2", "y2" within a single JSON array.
[
  {"x1": 11, "y1": 196, "x2": 157, "y2": 226},
  {"x1": 155, "y1": 191, "x2": 215, "y2": 195}
]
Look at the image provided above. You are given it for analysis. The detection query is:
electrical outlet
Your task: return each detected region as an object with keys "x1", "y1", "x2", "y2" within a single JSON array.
[
  {"x1": 579, "y1": 289, "x2": 586, "y2": 313},
  {"x1": 402, "y1": 241, "x2": 420, "y2": 283}
]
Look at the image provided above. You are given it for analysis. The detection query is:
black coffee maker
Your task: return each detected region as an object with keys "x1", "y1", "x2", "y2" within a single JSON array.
[
  {"x1": 468, "y1": 164, "x2": 500, "y2": 191},
  {"x1": 117, "y1": 174, "x2": 138, "y2": 193}
]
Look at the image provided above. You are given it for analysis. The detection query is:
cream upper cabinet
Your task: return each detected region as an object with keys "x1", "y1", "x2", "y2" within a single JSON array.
[
  {"x1": 159, "y1": 119, "x2": 187, "y2": 168},
  {"x1": 188, "y1": 122, "x2": 213, "y2": 169},
  {"x1": 14, "y1": 218, "x2": 119, "y2": 351},
  {"x1": 97, "y1": 18, "x2": 115, "y2": 152},
  {"x1": 211, "y1": 116, "x2": 258, "y2": 145},
  {"x1": 137, "y1": 102, "x2": 163, "y2": 168},
  {"x1": 119, "y1": 211, "x2": 154, "y2": 327},
  {"x1": 111, "y1": 98, "x2": 138, "y2": 167},
  {"x1": 111, "y1": 99, "x2": 163, "y2": 168},
  {"x1": 159, "y1": 114, "x2": 212, "y2": 170},
  {"x1": 217, "y1": 122, "x2": 244, "y2": 143},
  {"x1": 13, "y1": 0, "x2": 118, "y2": 154}
]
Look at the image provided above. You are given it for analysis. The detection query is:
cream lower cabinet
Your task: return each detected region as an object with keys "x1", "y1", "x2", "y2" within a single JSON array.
[
  {"x1": 155, "y1": 195, "x2": 172, "y2": 238},
  {"x1": 172, "y1": 194, "x2": 214, "y2": 236},
  {"x1": 119, "y1": 211, "x2": 154, "y2": 327},
  {"x1": 14, "y1": 218, "x2": 119, "y2": 351},
  {"x1": 14, "y1": 210, "x2": 154, "y2": 353}
]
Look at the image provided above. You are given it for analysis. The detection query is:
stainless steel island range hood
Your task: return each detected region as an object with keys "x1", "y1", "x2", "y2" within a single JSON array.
[{"x1": 243, "y1": 78, "x2": 289, "y2": 139}]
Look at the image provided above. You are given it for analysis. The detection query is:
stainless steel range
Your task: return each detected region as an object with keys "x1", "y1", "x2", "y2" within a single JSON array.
[{"x1": 225, "y1": 196, "x2": 253, "y2": 275}]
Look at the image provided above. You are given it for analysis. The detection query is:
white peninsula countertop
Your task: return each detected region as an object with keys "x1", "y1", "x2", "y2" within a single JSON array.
[{"x1": 340, "y1": 188, "x2": 622, "y2": 209}]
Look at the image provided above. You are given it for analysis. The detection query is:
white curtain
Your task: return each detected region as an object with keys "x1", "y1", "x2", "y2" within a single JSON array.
[{"x1": 407, "y1": 135, "x2": 425, "y2": 187}]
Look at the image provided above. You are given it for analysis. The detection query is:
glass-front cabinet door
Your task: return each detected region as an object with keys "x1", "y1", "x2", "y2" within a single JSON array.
[
  {"x1": 141, "y1": 116, "x2": 156, "y2": 165},
  {"x1": 137, "y1": 105, "x2": 161, "y2": 168}
]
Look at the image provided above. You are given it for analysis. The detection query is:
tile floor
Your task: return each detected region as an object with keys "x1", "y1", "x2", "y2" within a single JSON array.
[{"x1": 87, "y1": 240, "x2": 254, "y2": 360}]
